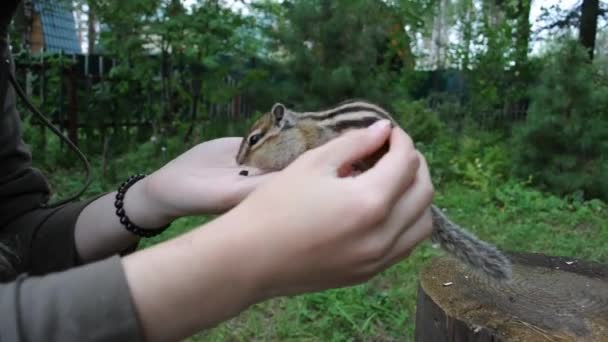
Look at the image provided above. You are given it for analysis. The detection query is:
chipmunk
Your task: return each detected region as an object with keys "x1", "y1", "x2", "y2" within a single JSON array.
[{"x1": 235, "y1": 99, "x2": 512, "y2": 281}]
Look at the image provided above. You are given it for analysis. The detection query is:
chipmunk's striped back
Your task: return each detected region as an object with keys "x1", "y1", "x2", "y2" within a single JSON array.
[
  {"x1": 236, "y1": 100, "x2": 512, "y2": 281},
  {"x1": 296, "y1": 99, "x2": 397, "y2": 130},
  {"x1": 235, "y1": 100, "x2": 397, "y2": 171}
]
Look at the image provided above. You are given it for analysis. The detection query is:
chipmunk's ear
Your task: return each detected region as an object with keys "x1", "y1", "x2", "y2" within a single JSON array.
[{"x1": 271, "y1": 103, "x2": 286, "y2": 123}]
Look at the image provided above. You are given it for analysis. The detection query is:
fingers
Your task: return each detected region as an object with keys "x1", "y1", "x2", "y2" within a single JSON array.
[
  {"x1": 380, "y1": 153, "x2": 434, "y2": 267},
  {"x1": 356, "y1": 152, "x2": 434, "y2": 269},
  {"x1": 383, "y1": 208, "x2": 434, "y2": 267},
  {"x1": 383, "y1": 152, "x2": 434, "y2": 242},
  {"x1": 356, "y1": 126, "x2": 420, "y2": 205},
  {"x1": 314, "y1": 120, "x2": 392, "y2": 172}
]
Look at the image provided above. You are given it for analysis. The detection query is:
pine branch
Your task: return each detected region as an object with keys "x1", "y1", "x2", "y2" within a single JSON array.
[
  {"x1": 536, "y1": 5, "x2": 582, "y2": 32},
  {"x1": 535, "y1": 0, "x2": 607, "y2": 34}
]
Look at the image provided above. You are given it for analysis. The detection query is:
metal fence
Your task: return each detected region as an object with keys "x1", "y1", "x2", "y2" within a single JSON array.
[
  {"x1": 14, "y1": 51, "x2": 254, "y2": 146},
  {"x1": 14, "y1": 51, "x2": 531, "y2": 151}
]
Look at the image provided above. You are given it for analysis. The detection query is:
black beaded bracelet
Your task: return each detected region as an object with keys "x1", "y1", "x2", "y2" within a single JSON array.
[{"x1": 115, "y1": 174, "x2": 170, "y2": 238}]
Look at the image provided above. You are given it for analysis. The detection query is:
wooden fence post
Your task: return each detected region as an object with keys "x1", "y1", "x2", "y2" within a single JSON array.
[
  {"x1": 67, "y1": 64, "x2": 79, "y2": 146},
  {"x1": 40, "y1": 51, "x2": 47, "y2": 149},
  {"x1": 414, "y1": 253, "x2": 608, "y2": 341}
]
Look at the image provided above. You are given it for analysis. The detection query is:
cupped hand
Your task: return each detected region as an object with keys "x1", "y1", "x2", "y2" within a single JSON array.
[
  {"x1": 227, "y1": 120, "x2": 435, "y2": 300},
  {"x1": 133, "y1": 137, "x2": 276, "y2": 224}
]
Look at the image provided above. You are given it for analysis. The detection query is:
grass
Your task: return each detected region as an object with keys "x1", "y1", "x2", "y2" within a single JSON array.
[{"x1": 31, "y1": 126, "x2": 607, "y2": 342}]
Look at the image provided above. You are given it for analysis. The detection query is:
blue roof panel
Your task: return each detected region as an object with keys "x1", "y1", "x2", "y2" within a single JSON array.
[{"x1": 34, "y1": 0, "x2": 81, "y2": 54}]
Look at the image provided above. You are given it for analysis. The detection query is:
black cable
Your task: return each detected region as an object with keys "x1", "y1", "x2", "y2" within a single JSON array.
[{"x1": 4, "y1": 58, "x2": 92, "y2": 208}]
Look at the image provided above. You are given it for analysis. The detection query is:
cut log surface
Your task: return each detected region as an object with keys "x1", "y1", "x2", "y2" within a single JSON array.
[{"x1": 415, "y1": 252, "x2": 608, "y2": 342}]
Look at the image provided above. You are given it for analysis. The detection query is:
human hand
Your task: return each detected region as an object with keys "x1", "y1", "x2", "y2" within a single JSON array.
[
  {"x1": 121, "y1": 122, "x2": 434, "y2": 341},
  {"x1": 124, "y1": 137, "x2": 276, "y2": 228},
  {"x1": 227, "y1": 120, "x2": 435, "y2": 299}
]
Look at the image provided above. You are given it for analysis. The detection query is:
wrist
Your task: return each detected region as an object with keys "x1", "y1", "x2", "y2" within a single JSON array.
[{"x1": 122, "y1": 177, "x2": 175, "y2": 229}]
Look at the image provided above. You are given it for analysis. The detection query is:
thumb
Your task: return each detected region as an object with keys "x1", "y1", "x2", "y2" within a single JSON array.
[{"x1": 314, "y1": 119, "x2": 392, "y2": 171}]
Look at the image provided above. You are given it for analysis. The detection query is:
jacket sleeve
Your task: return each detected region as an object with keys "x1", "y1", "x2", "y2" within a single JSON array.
[
  {"x1": 0, "y1": 41, "x2": 137, "y2": 276},
  {"x1": 2, "y1": 195, "x2": 139, "y2": 276},
  {"x1": 0, "y1": 21, "x2": 52, "y2": 230},
  {"x1": 1, "y1": 6, "x2": 143, "y2": 341},
  {"x1": 0, "y1": 256, "x2": 144, "y2": 342}
]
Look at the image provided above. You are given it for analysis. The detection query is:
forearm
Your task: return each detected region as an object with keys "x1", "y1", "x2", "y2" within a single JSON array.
[
  {"x1": 122, "y1": 212, "x2": 264, "y2": 342},
  {"x1": 75, "y1": 180, "x2": 172, "y2": 263}
]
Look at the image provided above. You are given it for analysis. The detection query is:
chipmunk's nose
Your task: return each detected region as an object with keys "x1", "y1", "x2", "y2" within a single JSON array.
[
  {"x1": 236, "y1": 151, "x2": 252, "y2": 167},
  {"x1": 235, "y1": 142, "x2": 248, "y2": 165},
  {"x1": 235, "y1": 154, "x2": 245, "y2": 165}
]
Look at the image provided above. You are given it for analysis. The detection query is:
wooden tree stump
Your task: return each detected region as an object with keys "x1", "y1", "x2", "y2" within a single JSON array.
[{"x1": 414, "y1": 252, "x2": 608, "y2": 341}]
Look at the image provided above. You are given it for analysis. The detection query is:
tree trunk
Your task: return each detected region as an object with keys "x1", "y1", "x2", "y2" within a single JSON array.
[
  {"x1": 514, "y1": 0, "x2": 531, "y2": 75},
  {"x1": 160, "y1": 45, "x2": 173, "y2": 126},
  {"x1": 459, "y1": 0, "x2": 474, "y2": 71},
  {"x1": 579, "y1": 0, "x2": 600, "y2": 60},
  {"x1": 184, "y1": 66, "x2": 202, "y2": 143},
  {"x1": 319, "y1": 0, "x2": 332, "y2": 66},
  {"x1": 431, "y1": 0, "x2": 450, "y2": 69},
  {"x1": 415, "y1": 252, "x2": 608, "y2": 341},
  {"x1": 87, "y1": 1, "x2": 96, "y2": 54},
  {"x1": 66, "y1": 66, "x2": 79, "y2": 147}
]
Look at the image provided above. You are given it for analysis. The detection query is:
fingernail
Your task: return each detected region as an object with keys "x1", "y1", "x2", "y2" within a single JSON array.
[{"x1": 369, "y1": 119, "x2": 390, "y2": 132}]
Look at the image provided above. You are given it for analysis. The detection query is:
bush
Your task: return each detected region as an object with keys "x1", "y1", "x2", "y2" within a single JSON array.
[
  {"x1": 393, "y1": 99, "x2": 446, "y2": 144},
  {"x1": 512, "y1": 39, "x2": 608, "y2": 201},
  {"x1": 447, "y1": 133, "x2": 512, "y2": 196}
]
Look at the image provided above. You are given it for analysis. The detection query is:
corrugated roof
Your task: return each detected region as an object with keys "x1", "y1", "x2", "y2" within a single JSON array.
[{"x1": 34, "y1": 0, "x2": 81, "y2": 53}]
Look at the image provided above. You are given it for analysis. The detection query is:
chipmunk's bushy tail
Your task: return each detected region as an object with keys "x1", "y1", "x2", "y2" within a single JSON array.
[{"x1": 429, "y1": 205, "x2": 512, "y2": 280}]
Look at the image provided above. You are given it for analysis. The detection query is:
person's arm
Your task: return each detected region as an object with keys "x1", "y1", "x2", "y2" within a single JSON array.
[
  {"x1": 1, "y1": 122, "x2": 433, "y2": 342},
  {"x1": 72, "y1": 184, "x2": 163, "y2": 263},
  {"x1": 123, "y1": 121, "x2": 435, "y2": 342},
  {"x1": 73, "y1": 138, "x2": 276, "y2": 263}
]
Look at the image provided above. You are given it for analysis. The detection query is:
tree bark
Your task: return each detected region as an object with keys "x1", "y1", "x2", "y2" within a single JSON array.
[
  {"x1": 579, "y1": 0, "x2": 600, "y2": 60},
  {"x1": 459, "y1": 0, "x2": 474, "y2": 71},
  {"x1": 66, "y1": 66, "x2": 79, "y2": 147},
  {"x1": 514, "y1": 0, "x2": 531, "y2": 75},
  {"x1": 415, "y1": 252, "x2": 608, "y2": 341},
  {"x1": 87, "y1": 1, "x2": 96, "y2": 54},
  {"x1": 184, "y1": 65, "x2": 202, "y2": 143}
]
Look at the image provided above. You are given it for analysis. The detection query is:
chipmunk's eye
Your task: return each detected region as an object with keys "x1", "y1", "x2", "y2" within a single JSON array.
[{"x1": 249, "y1": 133, "x2": 262, "y2": 146}]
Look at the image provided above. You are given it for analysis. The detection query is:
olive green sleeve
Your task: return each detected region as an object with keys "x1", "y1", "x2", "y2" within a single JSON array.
[{"x1": 0, "y1": 256, "x2": 144, "y2": 342}]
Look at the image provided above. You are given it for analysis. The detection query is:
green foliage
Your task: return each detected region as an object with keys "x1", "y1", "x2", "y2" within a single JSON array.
[
  {"x1": 446, "y1": 133, "x2": 512, "y2": 195},
  {"x1": 13, "y1": 0, "x2": 268, "y2": 163},
  {"x1": 443, "y1": 0, "x2": 534, "y2": 130},
  {"x1": 416, "y1": 127, "x2": 513, "y2": 196},
  {"x1": 513, "y1": 39, "x2": 608, "y2": 201},
  {"x1": 84, "y1": 0, "x2": 262, "y2": 139},
  {"x1": 250, "y1": 0, "x2": 414, "y2": 109},
  {"x1": 393, "y1": 99, "x2": 445, "y2": 144}
]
